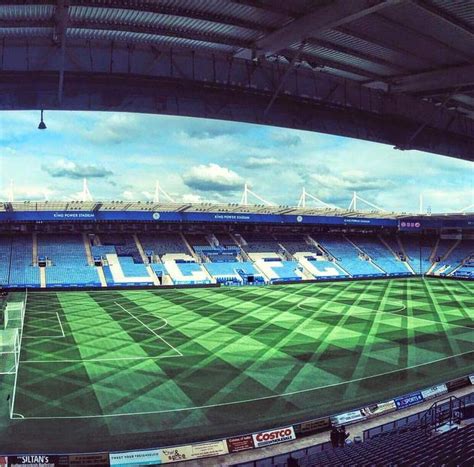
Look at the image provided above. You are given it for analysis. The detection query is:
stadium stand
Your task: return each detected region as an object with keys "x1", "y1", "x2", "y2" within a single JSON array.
[
  {"x1": 237, "y1": 394, "x2": 474, "y2": 467},
  {"x1": 100, "y1": 234, "x2": 143, "y2": 263},
  {"x1": 140, "y1": 233, "x2": 189, "y2": 259},
  {"x1": 37, "y1": 234, "x2": 100, "y2": 287},
  {"x1": 433, "y1": 239, "x2": 474, "y2": 277},
  {"x1": 8, "y1": 236, "x2": 40, "y2": 287},
  {"x1": 0, "y1": 231, "x2": 471, "y2": 287},
  {"x1": 254, "y1": 258, "x2": 304, "y2": 282},
  {"x1": 184, "y1": 233, "x2": 211, "y2": 248},
  {"x1": 0, "y1": 237, "x2": 11, "y2": 286},
  {"x1": 194, "y1": 245, "x2": 241, "y2": 263},
  {"x1": 400, "y1": 235, "x2": 435, "y2": 274},
  {"x1": 164, "y1": 260, "x2": 212, "y2": 285},
  {"x1": 313, "y1": 234, "x2": 383, "y2": 277},
  {"x1": 347, "y1": 234, "x2": 410, "y2": 275},
  {"x1": 215, "y1": 233, "x2": 238, "y2": 247},
  {"x1": 240, "y1": 232, "x2": 283, "y2": 255},
  {"x1": 300, "y1": 424, "x2": 474, "y2": 466},
  {"x1": 273, "y1": 234, "x2": 321, "y2": 256}
]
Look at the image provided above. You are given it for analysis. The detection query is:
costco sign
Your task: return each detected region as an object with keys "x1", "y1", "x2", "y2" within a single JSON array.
[{"x1": 252, "y1": 426, "x2": 296, "y2": 448}]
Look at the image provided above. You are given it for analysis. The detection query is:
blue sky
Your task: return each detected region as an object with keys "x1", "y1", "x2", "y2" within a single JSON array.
[{"x1": 0, "y1": 110, "x2": 472, "y2": 213}]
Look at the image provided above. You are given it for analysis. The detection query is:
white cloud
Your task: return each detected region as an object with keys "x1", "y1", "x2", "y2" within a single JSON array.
[
  {"x1": 182, "y1": 163, "x2": 244, "y2": 192},
  {"x1": 43, "y1": 159, "x2": 113, "y2": 179},
  {"x1": 244, "y1": 156, "x2": 278, "y2": 168}
]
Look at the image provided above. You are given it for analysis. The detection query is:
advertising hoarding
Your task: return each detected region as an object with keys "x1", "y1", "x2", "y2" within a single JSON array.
[{"x1": 251, "y1": 426, "x2": 296, "y2": 448}]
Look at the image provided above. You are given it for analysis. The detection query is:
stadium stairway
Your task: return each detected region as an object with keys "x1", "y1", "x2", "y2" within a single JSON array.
[
  {"x1": 180, "y1": 233, "x2": 200, "y2": 262},
  {"x1": 32, "y1": 232, "x2": 38, "y2": 266},
  {"x1": 133, "y1": 234, "x2": 160, "y2": 285},
  {"x1": 344, "y1": 236, "x2": 387, "y2": 275},
  {"x1": 379, "y1": 235, "x2": 414, "y2": 275},
  {"x1": 82, "y1": 233, "x2": 94, "y2": 265},
  {"x1": 396, "y1": 236, "x2": 416, "y2": 274},
  {"x1": 39, "y1": 267, "x2": 46, "y2": 288}
]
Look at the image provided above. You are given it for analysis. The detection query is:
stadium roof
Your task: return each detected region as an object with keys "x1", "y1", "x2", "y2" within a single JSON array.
[
  {"x1": 0, "y1": 0, "x2": 473, "y2": 160},
  {"x1": 1, "y1": 200, "x2": 471, "y2": 220}
]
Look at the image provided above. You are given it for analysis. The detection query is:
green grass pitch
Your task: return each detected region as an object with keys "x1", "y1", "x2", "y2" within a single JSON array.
[{"x1": 1, "y1": 278, "x2": 473, "y2": 452}]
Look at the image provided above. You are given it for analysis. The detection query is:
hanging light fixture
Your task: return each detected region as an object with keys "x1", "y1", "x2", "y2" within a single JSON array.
[{"x1": 38, "y1": 109, "x2": 47, "y2": 130}]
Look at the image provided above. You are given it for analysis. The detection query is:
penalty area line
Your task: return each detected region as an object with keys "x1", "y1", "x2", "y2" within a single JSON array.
[
  {"x1": 13, "y1": 349, "x2": 474, "y2": 420},
  {"x1": 20, "y1": 354, "x2": 182, "y2": 364}
]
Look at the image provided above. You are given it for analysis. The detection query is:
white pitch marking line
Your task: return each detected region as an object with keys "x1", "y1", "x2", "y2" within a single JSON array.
[
  {"x1": 296, "y1": 302, "x2": 473, "y2": 331},
  {"x1": 56, "y1": 312, "x2": 65, "y2": 338},
  {"x1": 13, "y1": 349, "x2": 474, "y2": 420},
  {"x1": 23, "y1": 336, "x2": 65, "y2": 339},
  {"x1": 114, "y1": 302, "x2": 182, "y2": 357},
  {"x1": 296, "y1": 302, "x2": 407, "y2": 316},
  {"x1": 21, "y1": 354, "x2": 183, "y2": 364}
]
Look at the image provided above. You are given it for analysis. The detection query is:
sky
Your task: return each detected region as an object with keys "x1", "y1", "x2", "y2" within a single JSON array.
[{"x1": 0, "y1": 110, "x2": 472, "y2": 214}]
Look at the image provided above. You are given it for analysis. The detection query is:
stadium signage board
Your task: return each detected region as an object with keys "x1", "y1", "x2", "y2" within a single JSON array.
[
  {"x1": 446, "y1": 376, "x2": 470, "y2": 392},
  {"x1": 330, "y1": 409, "x2": 366, "y2": 426},
  {"x1": 0, "y1": 210, "x2": 398, "y2": 227},
  {"x1": 394, "y1": 391, "x2": 424, "y2": 409},
  {"x1": 361, "y1": 400, "x2": 396, "y2": 417},
  {"x1": 421, "y1": 383, "x2": 448, "y2": 400},
  {"x1": 158, "y1": 440, "x2": 228, "y2": 463},
  {"x1": 109, "y1": 448, "x2": 161, "y2": 465},
  {"x1": 226, "y1": 435, "x2": 255, "y2": 453},
  {"x1": 296, "y1": 417, "x2": 331, "y2": 434},
  {"x1": 469, "y1": 375, "x2": 474, "y2": 385},
  {"x1": 6, "y1": 456, "x2": 67, "y2": 467},
  {"x1": 252, "y1": 426, "x2": 296, "y2": 448}
]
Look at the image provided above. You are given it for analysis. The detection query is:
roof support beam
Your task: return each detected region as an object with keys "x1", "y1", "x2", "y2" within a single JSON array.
[
  {"x1": 263, "y1": 41, "x2": 306, "y2": 118},
  {"x1": 235, "y1": 0, "x2": 403, "y2": 59},
  {"x1": 392, "y1": 65, "x2": 474, "y2": 94},
  {"x1": 409, "y1": 0, "x2": 474, "y2": 40},
  {"x1": 55, "y1": 0, "x2": 69, "y2": 107}
]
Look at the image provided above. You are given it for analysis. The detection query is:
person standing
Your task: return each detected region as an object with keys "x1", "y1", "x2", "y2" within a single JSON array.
[
  {"x1": 330, "y1": 426, "x2": 339, "y2": 448},
  {"x1": 338, "y1": 425, "x2": 350, "y2": 447}
]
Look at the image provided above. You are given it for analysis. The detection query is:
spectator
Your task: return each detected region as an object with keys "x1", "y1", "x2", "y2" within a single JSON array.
[
  {"x1": 338, "y1": 425, "x2": 350, "y2": 447},
  {"x1": 330, "y1": 426, "x2": 339, "y2": 448}
]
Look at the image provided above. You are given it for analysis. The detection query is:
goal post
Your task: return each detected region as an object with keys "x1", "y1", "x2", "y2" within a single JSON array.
[
  {"x1": 4, "y1": 303, "x2": 25, "y2": 331},
  {"x1": 0, "y1": 328, "x2": 20, "y2": 375}
]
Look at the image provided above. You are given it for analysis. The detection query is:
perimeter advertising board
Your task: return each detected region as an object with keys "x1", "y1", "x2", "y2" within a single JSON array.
[
  {"x1": 446, "y1": 376, "x2": 470, "y2": 392},
  {"x1": 469, "y1": 374, "x2": 474, "y2": 385},
  {"x1": 331, "y1": 409, "x2": 366, "y2": 426},
  {"x1": 361, "y1": 400, "x2": 396, "y2": 417},
  {"x1": 421, "y1": 383, "x2": 448, "y2": 400},
  {"x1": 7, "y1": 456, "x2": 68, "y2": 467},
  {"x1": 159, "y1": 440, "x2": 228, "y2": 463},
  {"x1": 110, "y1": 448, "x2": 160, "y2": 466},
  {"x1": 251, "y1": 426, "x2": 296, "y2": 448},
  {"x1": 394, "y1": 391, "x2": 424, "y2": 409},
  {"x1": 67, "y1": 454, "x2": 109, "y2": 466},
  {"x1": 226, "y1": 435, "x2": 255, "y2": 453}
]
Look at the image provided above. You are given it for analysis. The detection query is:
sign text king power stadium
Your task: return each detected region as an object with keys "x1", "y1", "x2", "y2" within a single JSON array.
[{"x1": 252, "y1": 426, "x2": 296, "y2": 448}]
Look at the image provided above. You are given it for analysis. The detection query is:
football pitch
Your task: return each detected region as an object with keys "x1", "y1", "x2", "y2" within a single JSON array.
[{"x1": 2, "y1": 278, "x2": 473, "y2": 452}]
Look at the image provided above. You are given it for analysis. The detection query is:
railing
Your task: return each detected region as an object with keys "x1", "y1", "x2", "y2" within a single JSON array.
[
  {"x1": 418, "y1": 395, "x2": 465, "y2": 433},
  {"x1": 364, "y1": 392, "x2": 474, "y2": 440}
]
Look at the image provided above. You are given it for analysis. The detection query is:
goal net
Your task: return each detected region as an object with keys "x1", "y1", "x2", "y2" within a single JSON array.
[
  {"x1": 1, "y1": 294, "x2": 26, "y2": 375},
  {"x1": 4, "y1": 303, "x2": 25, "y2": 330}
]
